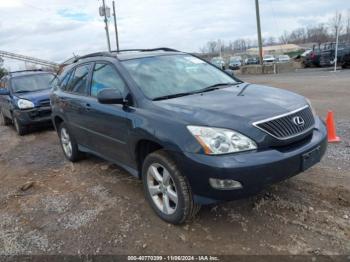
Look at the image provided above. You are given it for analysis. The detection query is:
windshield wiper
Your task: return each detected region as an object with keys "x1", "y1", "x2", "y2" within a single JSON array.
[
  {"x1": 152, "y1": 82, "x2": 241, "y2": 101},
  {"x1": 153, "y1": 92, "x2": 196, "y2": 101},
  {"x1": 193, "y1": 82, "x2": 237, "y2": 94}
]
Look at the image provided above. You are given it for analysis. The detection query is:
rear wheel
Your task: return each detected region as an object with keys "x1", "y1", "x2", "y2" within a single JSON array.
[
  {"x1": 0, "y1": 110, "x2": 11, "y2": 126},
  {"x1": 142, "y1": 150, "x2": 201, "y2": 224},
  {"x1": 58, "y1": 122, "x2": 82, "y2": 162},
  {"x1": 13, "y1": 116, "x2": 28, "y2": 136}
]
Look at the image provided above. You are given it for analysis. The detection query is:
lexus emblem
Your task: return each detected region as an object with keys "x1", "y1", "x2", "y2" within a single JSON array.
[{"x1": 292, "y1": 116, "x2": 305, "y2": 126}]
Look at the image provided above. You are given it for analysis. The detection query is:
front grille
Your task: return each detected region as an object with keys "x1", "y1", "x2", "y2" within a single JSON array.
[
  {"x1": 39, "y1": 99, "x2": 51, "y2": 107},
  {"x1": 253, "y1": 106, "x2": 315, "y2": 140}
]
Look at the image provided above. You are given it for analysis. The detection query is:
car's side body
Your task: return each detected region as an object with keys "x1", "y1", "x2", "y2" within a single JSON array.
[{"x1": 51, "y1": 54, "x2": 194, "y2": 177}]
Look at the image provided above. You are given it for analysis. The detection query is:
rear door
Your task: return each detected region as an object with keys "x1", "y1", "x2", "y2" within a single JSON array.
[
  {"x1": 82, "y1": 62, "x2": 132, "y2": 164},
  {"x1": 60, "y1": 63, "x2": 93, "y2": 147}
]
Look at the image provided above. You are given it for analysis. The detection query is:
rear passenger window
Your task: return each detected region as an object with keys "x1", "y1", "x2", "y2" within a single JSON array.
[
  {"x1": 91, "y1": 63, "x2": 126, "y2": 97},
  {"x1": 59, "y1": 70, "x2": 74, "y2": 91},
  {"x1": 66, "y1": 64, "x2": 91, "y2": 95}
]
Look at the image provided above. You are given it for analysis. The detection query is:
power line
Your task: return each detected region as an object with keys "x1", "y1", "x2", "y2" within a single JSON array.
[{"x1": 0, "y1": 50, "x2": 59, "y2": 68}]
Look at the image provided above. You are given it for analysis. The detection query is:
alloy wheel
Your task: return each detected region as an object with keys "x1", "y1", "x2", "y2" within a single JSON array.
[
  {"x1": 147, "y1": 163, "x2": 178, "y2": 215},
  {"x1": 60, "y1": 127, "x2": 73, "y2": 158}
]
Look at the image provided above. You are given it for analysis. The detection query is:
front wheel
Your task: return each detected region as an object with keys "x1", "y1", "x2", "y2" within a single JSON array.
[
  {"x1": 13, "y1": 116, "x2": 28, "y2": 136},
  {"x1": 142, "y1": 150, "x2": 201, "y2": 224},
  {"x1": 58, "y1": 122, "x2": 82, "y2": 162}
]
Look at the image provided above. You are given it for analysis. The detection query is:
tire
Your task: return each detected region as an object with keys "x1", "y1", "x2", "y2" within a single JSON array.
[
  {"x1": 0, "y1": 110, "x2": 11, "y2": 126},
  {"x1": 13, "y1": 116, "x2": 28, "y2": 136},
  {"x1": 142, "y1": 150, "x2": 201, "y2": 224},
  {"x1": 58, "y1": 122, "x2": 82, "y2": 162}
]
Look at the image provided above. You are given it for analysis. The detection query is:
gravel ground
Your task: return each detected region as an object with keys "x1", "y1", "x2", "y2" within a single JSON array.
[
  {"x1": 0, "y1": 69, "x2": 349, "y2": 255},
  {"x1": 321, "y1": 120, "x2": 350, "y2": 171}
]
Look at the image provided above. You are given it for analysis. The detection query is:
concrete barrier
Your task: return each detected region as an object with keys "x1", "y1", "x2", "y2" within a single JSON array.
[{"x1": 240, "y1": 62, "x2": 296, "y2": 75}]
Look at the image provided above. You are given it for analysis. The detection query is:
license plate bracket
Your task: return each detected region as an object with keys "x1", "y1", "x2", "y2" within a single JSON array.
[{"x1": 302, "y1": 146, "x2": 321, "y2": 171}]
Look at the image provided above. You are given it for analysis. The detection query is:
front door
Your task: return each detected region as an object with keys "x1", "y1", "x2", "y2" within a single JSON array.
[{"x1": 83, "y1": 62, "x2": 132, "y2": 165}]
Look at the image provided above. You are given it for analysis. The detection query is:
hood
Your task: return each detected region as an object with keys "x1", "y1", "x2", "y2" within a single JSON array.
[
  {"x1": 153, "y1": 83, "x2": 307, "y2": 134},
  {"x1": 15, "y1": 88, "x2": 51, "y2": 106}
]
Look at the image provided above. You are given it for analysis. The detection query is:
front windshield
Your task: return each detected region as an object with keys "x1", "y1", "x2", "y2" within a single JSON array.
[
  {"x1": 122, "y1": 54, "x2": 237, "y2": 99},
  {"x1": 11, "y1": 74, "x2": 55, "y2": 93}
]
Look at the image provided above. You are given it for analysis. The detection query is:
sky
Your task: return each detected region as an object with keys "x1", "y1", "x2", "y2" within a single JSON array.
[{"x1": 0, "y1": 0, "x2": 350, "y2": 69}]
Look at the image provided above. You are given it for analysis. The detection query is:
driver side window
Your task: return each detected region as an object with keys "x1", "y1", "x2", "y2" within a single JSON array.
[{"x1": 91, "y1": 63, "x2": 126, "y2": 97}]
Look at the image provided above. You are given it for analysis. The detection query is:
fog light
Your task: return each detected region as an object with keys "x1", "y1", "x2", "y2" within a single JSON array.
[{"x1": 209, "y1": 178, "x2": 243, "y2": 190}]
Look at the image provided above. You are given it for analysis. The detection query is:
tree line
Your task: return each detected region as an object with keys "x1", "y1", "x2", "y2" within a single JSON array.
[{"x1": 200, "y1": 10, "x2": 350, "y2": 54}]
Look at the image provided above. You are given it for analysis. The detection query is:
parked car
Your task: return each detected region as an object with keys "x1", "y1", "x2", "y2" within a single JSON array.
[
  {"x1": 263, "y1": 55, "x2": 276, "y2": 63},
  {"x1": 301, "y1": 48, "x2": 321, "y2": 67},
  {"x1": 51, "y1": 48, "x2": 327, "y2": 224},
  {"x1": 228, "y1": 56, "x2": 242, "y2": 70},
  {"x1": 245, "y1": 57, "x2": 260, "y2": 65},
  {"x1": 277, "y1": 55, "x2": 291, "y2": 63},
  {"x1": 0, "y1": 70, "x2": 56, "y2": 135},
  {"x1": 210, "y1": 57, "x2": 226, "y2": 70},
  {"x1": 319, "y1": 42, "x2": 350, "y2": 68}
]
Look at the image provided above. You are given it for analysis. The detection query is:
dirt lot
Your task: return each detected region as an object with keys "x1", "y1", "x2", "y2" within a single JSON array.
[{"x1": 0, "y1": 69, "x2": 349, "y2": 255}]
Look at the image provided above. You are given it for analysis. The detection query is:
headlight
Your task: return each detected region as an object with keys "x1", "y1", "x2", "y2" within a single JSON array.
[
  {"x1": 306, "y1": 99, "x2": 316, "y2": 116},
  {"x1": 187, "y1": 126, "x2": 257, "y2": 155},
  {"x1": 17, "y1": 99, "x2": 34, "y2": 109}
]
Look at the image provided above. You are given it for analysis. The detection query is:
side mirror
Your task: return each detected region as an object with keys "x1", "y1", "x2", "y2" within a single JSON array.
[
  {"x1": 0, "y1": 89, "x2": 10, "y2": 96},
  {"x1": 97, "y1": 88, "x2": 124, "y2": 104}
]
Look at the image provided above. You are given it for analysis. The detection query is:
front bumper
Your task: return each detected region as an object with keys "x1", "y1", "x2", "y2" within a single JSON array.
[
  {"x1": 13, "y1": 107, "x2": 52, "y2": 125},
  {"x1": 229, "y1": 65, "x2": 240, "y2": 70},
  {"x1": 172, "y1": 117, "x2": 327, "y2": 204}
]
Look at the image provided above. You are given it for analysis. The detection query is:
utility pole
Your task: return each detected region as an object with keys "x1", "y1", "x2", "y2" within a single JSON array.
[
  {"x1": 112, "y1": 1, "x2": 120, "y2": 51},
  {"x1": 255, "y1": 0, "x2": 263, "y2": 65},
  {"x1": 334, "y1": 24, "x2": 339, "y2": 72},
  {"x1": 101, "y1": 0, "x2": 111, "y2": 52}
]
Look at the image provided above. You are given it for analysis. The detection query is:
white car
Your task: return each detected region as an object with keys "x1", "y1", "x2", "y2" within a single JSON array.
[
  {"x1": 263, "y1": 55, "x2": 276, "y2": 64},
  {"x1": 210, "y1": 57, "x2": 226, "y2": 70},
  {"x1": 277, "y1": 55, "x2": 291, "y2": 63}
]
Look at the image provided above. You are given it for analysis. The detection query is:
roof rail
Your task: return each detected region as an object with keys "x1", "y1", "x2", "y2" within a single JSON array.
[
  {"x1": 113, "y1": 47, "x2": 180, "y2": 53},
  {"x1": 72, "y1": 48, "x2": 180, "y2": 63},
  {"x1": 73, "y1": 52, "x2": 116, "y2": 63},
  {"x1": 9, "y1": 69, "x2": 43, "y2": 74}
]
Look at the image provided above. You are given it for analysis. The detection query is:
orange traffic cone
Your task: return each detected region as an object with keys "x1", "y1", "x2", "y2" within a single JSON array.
[{"x1": 326, "y1": 111, "x2": 340, "y2": 143}]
